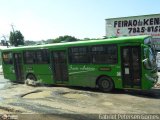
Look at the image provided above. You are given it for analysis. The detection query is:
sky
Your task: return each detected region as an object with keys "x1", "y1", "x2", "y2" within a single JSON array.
[{"x1": 0, "y1": 0, "x2": 160, "y2": 41}]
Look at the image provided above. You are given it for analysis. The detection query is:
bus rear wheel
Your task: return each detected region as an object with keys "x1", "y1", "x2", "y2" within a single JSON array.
[{"x1": 98, "y1": 76, "x2": 114, "y2": 92}]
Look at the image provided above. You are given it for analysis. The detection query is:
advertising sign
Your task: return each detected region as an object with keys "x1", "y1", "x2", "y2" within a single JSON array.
[{"x1": 105, "y1": 14, "x2": 160, "y2": 50}]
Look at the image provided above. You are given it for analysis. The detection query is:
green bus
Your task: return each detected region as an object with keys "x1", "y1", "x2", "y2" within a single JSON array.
[{"x1": 1, "y1": 35, "x2": 158, "y2": 92}]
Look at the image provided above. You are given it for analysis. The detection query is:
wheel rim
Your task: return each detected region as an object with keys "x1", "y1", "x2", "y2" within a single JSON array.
[{"x1": 101, "y1": 80, "x2": 110, "y2": 89}]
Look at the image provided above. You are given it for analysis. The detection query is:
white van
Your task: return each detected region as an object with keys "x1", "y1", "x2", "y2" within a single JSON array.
[{"x1": 156, "y1": 52, "x2": 160, "y2": 71}]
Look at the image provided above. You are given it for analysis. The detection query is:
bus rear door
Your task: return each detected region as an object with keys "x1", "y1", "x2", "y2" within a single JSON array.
[
  {"x1": 51, "y1": 51, "x2": 68, "y2": 84},
  {"x1": 121, "y1": 46, "x2": 141, "y2": 89}
]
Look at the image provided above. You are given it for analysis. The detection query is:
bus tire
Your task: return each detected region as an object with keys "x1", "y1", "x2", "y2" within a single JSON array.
[{"x1": 98, "y1": 76, "x2": 114, "y2": 92}]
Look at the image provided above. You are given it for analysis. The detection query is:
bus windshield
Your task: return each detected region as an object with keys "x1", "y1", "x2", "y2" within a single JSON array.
[{"x1": 144, "y1": 37, "x2": 157, "y2": 69}]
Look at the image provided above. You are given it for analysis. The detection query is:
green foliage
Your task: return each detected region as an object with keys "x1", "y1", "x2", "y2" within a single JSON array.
[
  {"x1": 24, "y1": 40, "x2": 36, "y2": 46},
  {"x1": 9, "y1": 30, "x2": 24, "y2": 46},
  {"x1": 45, "y1": 39, "x2": 54, "y2": 44},
  {"x1": 53, "y1": 35, "x2": 79, "y2": 43}
]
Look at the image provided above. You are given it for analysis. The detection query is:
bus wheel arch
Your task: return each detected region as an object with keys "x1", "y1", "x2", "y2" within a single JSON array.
[
  {"x1": 25, "y1": 73, "x2": 38, "y2": 86},
  {"x1": 26, "y1": 73, "x2": 37, "y2": 81},
  {"x1": 96, "y1": 75, "x2": 115, "y2": 92}
]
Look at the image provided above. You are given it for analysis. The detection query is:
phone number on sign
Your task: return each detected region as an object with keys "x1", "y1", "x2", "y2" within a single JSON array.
[{"x1": 128, "y1": 26, "x2": 160, "y2": 34}]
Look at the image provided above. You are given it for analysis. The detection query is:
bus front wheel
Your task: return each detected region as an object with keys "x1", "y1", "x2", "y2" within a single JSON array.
[{"x1": 98, "y1": 76, "x2": 114, "y2": 92}]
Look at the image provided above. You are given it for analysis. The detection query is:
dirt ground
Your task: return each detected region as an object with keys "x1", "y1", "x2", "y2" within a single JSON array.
[{"x1": 0, "y1": 74, "x2": 160, "y2": 120}]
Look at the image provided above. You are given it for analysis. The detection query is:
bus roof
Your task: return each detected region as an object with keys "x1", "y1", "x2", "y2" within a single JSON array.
[{"x1": 1, "y1": 35, "x2": 150, "y2": 51}]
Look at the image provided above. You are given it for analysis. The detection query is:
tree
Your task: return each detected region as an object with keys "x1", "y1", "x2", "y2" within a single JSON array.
[
  {"x1": 9, "y1": 30, "x2": 24, "y2": 46},
  {"x1": 53, "y1": 35, "x2": 79, "y2": 43}
]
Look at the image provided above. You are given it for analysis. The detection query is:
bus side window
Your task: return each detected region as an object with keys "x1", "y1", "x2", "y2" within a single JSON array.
[
  {"x1": 91, "y1": 45, "x2": 117, "y2": 64},
  {"x1": 69, "y1": 47, "x2": 90, "y2": 64},
  {"x1": 36, "y1": 50, "x2": 50, "y2": 64},
  {"x1": 2, "y1": 52, "x2": 13, "y2": 64},
  {"x1": 23, "y1": 51, "x2": 36, "y2": 64}
]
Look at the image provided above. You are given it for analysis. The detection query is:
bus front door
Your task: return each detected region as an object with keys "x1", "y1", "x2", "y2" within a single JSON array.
[
  {"x1": 121, "y1": 46, "x2": 141, "y2": 89},
  {"x1": 13, "y1": 53, "x2": 24, "y2": 82},
  {"x1": 52, "y1": 51, "x2": 68, "y2": 84}
]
